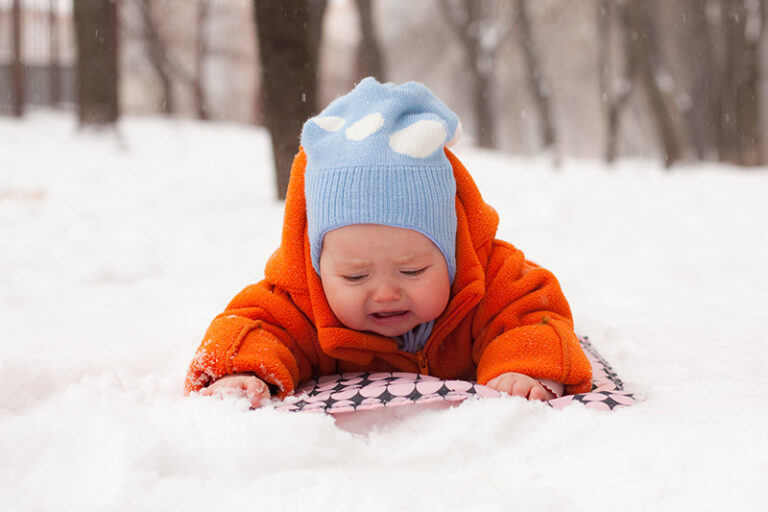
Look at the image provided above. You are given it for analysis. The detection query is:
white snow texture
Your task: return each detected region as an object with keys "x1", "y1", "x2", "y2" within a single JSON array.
[{"x1": 0, "y1": 112, "x2": 766, "y2": 512}]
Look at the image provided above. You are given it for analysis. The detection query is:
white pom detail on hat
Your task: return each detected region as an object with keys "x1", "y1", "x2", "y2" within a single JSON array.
[
  {"x1": 389, "y1": 119, "x2": 447, "y2": 158},
  {"x1": 345, "y1": 112, "x2": 384, "y2": 141},
  {"x1": 312, "y1": 116, "x2": 345, "y2": 132},
  {"x1": 313, "y1": 114, "x2": 459, "y2": 159}
]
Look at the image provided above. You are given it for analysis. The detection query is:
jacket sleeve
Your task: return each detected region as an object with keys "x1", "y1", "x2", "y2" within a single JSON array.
[
  {"x1": 472, "y1": 242, "x2": 592, "y2": 395},
  {"x1": 183, "y1": 281, "x2": 321, "y2": 398}
]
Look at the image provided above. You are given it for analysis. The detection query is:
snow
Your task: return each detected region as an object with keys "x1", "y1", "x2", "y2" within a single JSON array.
[{"x1": 1, "y1": 111, "x2": 767, "y2": 511}]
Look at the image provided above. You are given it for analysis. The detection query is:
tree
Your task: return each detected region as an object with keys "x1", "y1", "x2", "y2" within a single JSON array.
[
  {"x1": 137, "y1": 0, "x2": 175, "y2": 114},
  {"x1": 192, "y1": 0, "x2": 210, "y2": 120},
  {"x1": 602, "y1": 0, "x2": 764, "y2": 167},
  {"x1": 719, "y1": 0, "x2": 764, "y2": 166},
  {"x1": 675, "y1": 0, "x2": 720, "y2": 161},
  {"x1": 598, "y1": 0, "x2": 682, "y2": 167},
  {"x1": 11, "y1": 0, "x2": 24, "y2": 117},
  {"x1": 73, "y1": 0, "x2": 120, "y2": 126},
  {"x1": 49, "y1": 0, "x2": 62, "y2": 107},
  {"x1": 597, "y1": 0, "x2": 631, "y2": 163},
  {"x1": 629, "y1": 1, "x2": 682, "y2": 167},
  {"x1": 254, "y1": 0, "x2": 327, "y2": 200},
  {"x1": 126, "y1": 0, "x2": 210, "y2": 120},
  {"x1": 354, "y1": 0, "x2": 386, "y2": 81},
  {"x1": 440, "y1": 0, "x2": 556, "y2": 154},
  {"x1": 515, "y1": 0, "x2": 557, "y2": 154},
  {"x1": 440, "y1": 0, "x2": 507, "y2": 148}
]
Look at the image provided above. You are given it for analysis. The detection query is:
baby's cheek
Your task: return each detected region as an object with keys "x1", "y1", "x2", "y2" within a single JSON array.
[
  {"x1": 329, "y1": 289, "x2": 367, "y2": 329},
  {"x1": 418, "y1": 283, "x2": 450, "y2": 320}
]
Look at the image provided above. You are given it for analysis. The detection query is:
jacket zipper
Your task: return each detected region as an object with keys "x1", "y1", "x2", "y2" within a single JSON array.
[{"x1": 416, "y1": 350, "x2": 429, "y2": 374}]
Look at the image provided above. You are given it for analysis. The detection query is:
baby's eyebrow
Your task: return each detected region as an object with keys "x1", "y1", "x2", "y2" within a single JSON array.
[
  {"x1": 393, "y1": 253, "x2": 432, "y2": 265},
  {"x1": 334, "y1": 259, "x2": 371, "y2": 270},
  {"x1": 330, "y1": 251, "x2": 435, "y2": 268}
]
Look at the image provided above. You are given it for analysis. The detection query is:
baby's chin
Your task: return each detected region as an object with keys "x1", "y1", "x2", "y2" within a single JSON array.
[
  {"x1": 364, "y1": 325, "x2": 415, "y2": 338},
  {"x1": 367, "y1": 326, "x2": 413, "y2": 338},
  {"x1": 363, "y1": 313, "x2": 426, "y2": 338}
]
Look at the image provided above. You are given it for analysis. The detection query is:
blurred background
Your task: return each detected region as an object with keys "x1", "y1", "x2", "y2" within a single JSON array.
[{"x1": 1, "y1": 0, "x2": 766, "y2": 198}]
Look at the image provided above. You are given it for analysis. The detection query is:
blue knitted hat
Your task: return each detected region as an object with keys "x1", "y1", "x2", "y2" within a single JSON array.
[{"x1": 301, "y1": 77, "x2": 462, "y2": 282}]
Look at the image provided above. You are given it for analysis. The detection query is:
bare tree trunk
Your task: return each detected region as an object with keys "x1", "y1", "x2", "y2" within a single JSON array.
[
  {"x1": 254, "y1": 0, "x2": 327, "y2": 199},
  {"x1": 598, "y1": 0, "x2": 636, "y2": 163},
  {"x1": 471, "y1": 61, "x2": 495, "y2": 149},
  {"x1": 138, "y1": 0, "x2": 174, "y2": 115},
  {"x1": 678, "y1": 0, "x2": 720, "y2": 160},
  {"x1": 720, "y1": 0, "x2": 764, "y2": 166},
  {"x1": 597, "y1": 0, "x2": 614, "y2": 161},
  {"x1": 720, "y1": 0, "x2": 745, "y2": 163},
  {"x1": 306, "y1": 0, "x2": 327, "y2": 83},
  {"x1": 735, "y1": 0, "x2": 764, "y2": 166},
  {"x1": 193, "y1": 0, "x2": 210, "y2": 120},
  {"x1": 49, "y1": 0, "x2": 61, "y2": 107},
  {"x1": 441, "y1": 0, "x2": 496, "y2": 148},
  {"x1": 73, "y1": 0, "x2": 120, "y2": 126},
  {"x1": 355, "y1": 0, "x2": 386, "y2": 81},
  {"x1": 515, "y1": 0, "x2": 557, "y2": 152},
  {"x1": 624, "y1": 0, "x2": 682, "y2": 167},
  {"x1": 11, "y1": 0, "x2": 24, "y2": 117}
]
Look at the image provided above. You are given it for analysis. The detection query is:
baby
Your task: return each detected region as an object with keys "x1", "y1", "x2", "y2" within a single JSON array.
[{"x1": 186, "y1": 78, "x2": 592, "y2": 408}]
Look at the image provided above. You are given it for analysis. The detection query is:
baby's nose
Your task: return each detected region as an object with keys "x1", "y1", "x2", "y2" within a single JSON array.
[{"x1": 372, "y1": 280, "x2": 401, "y2": 302}]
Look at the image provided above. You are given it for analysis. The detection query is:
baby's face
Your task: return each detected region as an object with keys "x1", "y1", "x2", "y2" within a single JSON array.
[{"x1": 319, "y1": 224, "x2": 451, "y2": 338}]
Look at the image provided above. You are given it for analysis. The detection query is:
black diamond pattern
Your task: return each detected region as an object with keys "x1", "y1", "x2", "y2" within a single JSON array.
[{"x1": 282, "y1": 336, "x2": 636, "y2": 413}]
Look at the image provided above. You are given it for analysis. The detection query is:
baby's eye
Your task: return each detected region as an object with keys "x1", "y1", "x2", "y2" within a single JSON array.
[
  {"x1": 342, "y1": 274, "x2": 367, "y2": 282},
  {"x1": 401, "y1": 266, "x2": 428, "y2": 276}
]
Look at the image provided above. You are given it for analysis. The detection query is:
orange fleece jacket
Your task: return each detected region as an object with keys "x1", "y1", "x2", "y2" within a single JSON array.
[{"x1": 184, "y1": 149, "x2": 592, "y2": 397}]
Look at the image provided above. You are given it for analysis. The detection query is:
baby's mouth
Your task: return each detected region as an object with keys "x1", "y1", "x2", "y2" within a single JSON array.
[
  {"x1": 371, "y1": 310, "x2": 408, "y2": 319},
  {"x1": 368, "y1": 310, "x2": 412, "y2": 332}
]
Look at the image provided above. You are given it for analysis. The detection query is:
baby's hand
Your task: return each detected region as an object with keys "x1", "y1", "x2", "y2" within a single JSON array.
[
  {"x1": 199, "y1": 373, "x2": 271, "y2": 408},
  {"x1": 486, "y1": 372, "x2": 553, "y2": 401}
]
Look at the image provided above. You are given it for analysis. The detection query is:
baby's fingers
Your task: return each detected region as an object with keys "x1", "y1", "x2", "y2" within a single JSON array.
[
  {"x1": 510, "y1": 379, "x2": 533, "y2": 398},
  {"x1": 528, "y1": 385, "x2": 547, "y2": 401},
  {"x1": 244, "y1": 378, "x2": 271, "y2": 409},
  {"x1": 486, "y1": 374, "x2": 522, "y2": 395},
  {"x1": 486, "y1": 373, "x2": 551, "y2": 401},
  {"x1": 486, "y1": 374, "x2": 511, "y2": 394}
]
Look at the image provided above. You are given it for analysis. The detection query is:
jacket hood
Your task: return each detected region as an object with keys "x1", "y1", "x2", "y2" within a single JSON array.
[{"x1": 264, "y1": 147, "x2": 500, "y2": 360}]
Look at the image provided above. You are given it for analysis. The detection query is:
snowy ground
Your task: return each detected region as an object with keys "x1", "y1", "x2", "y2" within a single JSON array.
[{"x1": 1, "y1": 112, "x2": 767, "y2": 511}]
